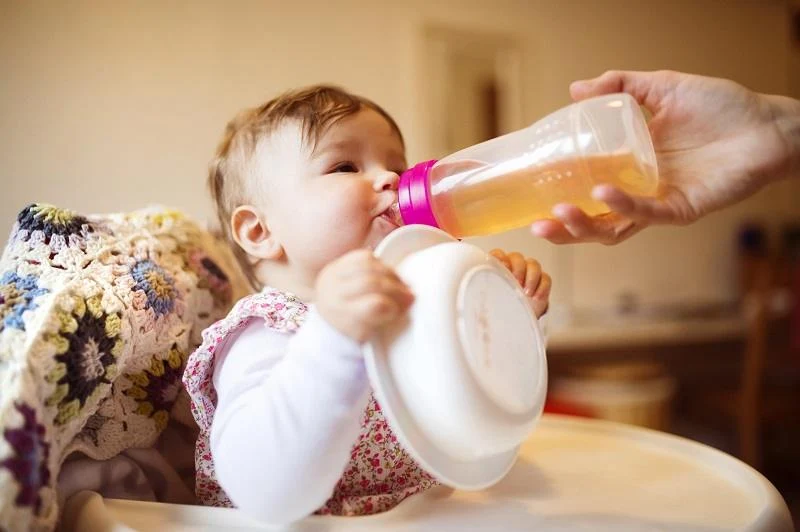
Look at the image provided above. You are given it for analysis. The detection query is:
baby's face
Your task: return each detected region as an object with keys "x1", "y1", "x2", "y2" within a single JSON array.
[{"x1": 257, "y1": 108, "x2": 406, "y2": 275}]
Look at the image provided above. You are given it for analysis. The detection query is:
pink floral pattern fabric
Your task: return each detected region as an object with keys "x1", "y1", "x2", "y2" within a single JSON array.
[{"x1": 182, "y1": 288, "x2": 436, "y2": 516}]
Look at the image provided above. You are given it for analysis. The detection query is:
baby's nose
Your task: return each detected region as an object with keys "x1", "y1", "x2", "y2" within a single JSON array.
[{"x1": 373, "y1": 170, "x2": 399, "y2": 191}]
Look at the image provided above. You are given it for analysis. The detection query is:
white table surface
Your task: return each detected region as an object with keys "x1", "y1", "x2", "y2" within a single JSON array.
[{"x1": 62, "y1": 415, "x2": 793, "y2": 532}]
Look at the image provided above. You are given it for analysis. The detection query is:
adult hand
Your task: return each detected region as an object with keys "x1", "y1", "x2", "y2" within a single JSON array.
[{"x1": 532, "y1": 70, "x2": 800, "y2": 245}]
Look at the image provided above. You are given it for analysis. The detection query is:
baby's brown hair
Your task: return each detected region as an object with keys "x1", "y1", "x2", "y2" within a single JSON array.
[{"x1": 208, "y1": 85, "x2": 404, "y2": 289}]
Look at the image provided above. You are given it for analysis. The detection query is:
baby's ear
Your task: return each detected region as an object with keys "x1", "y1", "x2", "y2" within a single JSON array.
[{"x1": 230, "y1": 205, "x2": 284, "y2": 261}]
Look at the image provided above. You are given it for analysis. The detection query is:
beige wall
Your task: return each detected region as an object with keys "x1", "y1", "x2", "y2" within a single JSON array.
[{"x1": 1, "y1": 0, "x2": 797, "y2": 311}]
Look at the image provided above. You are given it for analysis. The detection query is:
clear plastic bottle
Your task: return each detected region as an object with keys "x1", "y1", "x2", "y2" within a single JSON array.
[{"x1": 397, "y1": 93, "x2": 659, "y2": 238}]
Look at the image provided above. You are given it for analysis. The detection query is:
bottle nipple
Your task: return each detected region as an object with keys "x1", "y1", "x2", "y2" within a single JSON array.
[{"x1": 387, "y1": 202, "x2": 404, "y2": 227}]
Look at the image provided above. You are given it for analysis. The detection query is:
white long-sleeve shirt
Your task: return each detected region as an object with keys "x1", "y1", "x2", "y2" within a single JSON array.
[
  {"x1": 209, "y1": 309, "x2": 370, "y2": 525},
  {"x1": 208, "y1": 304, "x2": 548, "y2": 526}
]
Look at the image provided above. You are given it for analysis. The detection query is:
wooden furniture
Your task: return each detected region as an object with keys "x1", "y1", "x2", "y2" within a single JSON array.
[{"x1": 547, "y1": 268, "x2": 798, "y2": 471}]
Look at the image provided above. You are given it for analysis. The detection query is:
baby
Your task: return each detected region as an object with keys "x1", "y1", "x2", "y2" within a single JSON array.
[{"x1": 183, "y1": 86, "x2": 552, "y2": 525}]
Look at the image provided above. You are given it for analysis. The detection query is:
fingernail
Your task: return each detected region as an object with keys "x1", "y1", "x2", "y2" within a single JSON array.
[
  {"x1": 569, "y1": 80, "x2": 588, "y2": 94},
  {"x1": 592, "y1": 185, "x2": 612, "y2": 200}
]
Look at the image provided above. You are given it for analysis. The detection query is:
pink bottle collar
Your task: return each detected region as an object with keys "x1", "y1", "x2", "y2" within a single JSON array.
[{"x1": 398, "y1": 160, "x2": 439, "y2": 228}]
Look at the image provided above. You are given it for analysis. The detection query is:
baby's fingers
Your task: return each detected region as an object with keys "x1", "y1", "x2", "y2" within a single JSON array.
[
  {"x1": 531, "y1": 273, "x2": 551, "y2": 318},
  {"x1": 489, "y1": 249, "x2": 510, "y2": 269},
  {"x1": 523, "y1": 259, "x2": 543, "y2": 297},
  {"x1": 506, "y1": 252, "x2": 527, "y2": 286},
  {"x1": 355, "y1": 295, "x2": 396, "y2": 325},
  {"x1": 370, "y1": 277, "x2": 415, "y2": 309}
]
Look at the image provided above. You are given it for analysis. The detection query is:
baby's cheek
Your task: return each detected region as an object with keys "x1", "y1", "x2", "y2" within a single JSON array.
[
  {"x1": 306, "y1": 183, "x2": 375, "y2": 259},
  {"x1": 330, "y1": 182, "x2": 375, "y2": 226}
]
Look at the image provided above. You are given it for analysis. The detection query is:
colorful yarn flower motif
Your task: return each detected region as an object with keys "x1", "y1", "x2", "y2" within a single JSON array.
[
  {"x1": 45, "y1": 295, "x2": 123, "y2": 425},
  {"x1": 124, "y1": 344, "x2": 187, "y2": 431},
  {"x1": 14, "y1": 203, "x2": 92, "y2": 245},
  {"x1": 0, "y1": 271, "x2": 49, "y2": 332},
  {"x1": 146, "y1": 209, "x2": 186, "y2": 228},
  {"x1": 188, "y1": 251, "x2": 232, "y2": 306},
  {"x1": 0, "y1": 403, "x2": 51, "y2": 513},
  {"x1": 131, "y1": 260, "x2": 177, "y2": 317},
  {"x1": 78, "y1": 413, "x2": 108, "y2": 447}
]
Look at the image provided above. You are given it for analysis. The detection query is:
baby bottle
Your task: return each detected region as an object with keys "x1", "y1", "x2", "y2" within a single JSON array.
[{"x1": 397, "y1": 93, "x2": 659, "y2": 238}]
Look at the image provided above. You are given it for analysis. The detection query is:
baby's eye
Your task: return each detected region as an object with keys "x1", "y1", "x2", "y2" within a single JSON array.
[{"x1": 331, "y1": 162, "x2": 358, "y2": 173}]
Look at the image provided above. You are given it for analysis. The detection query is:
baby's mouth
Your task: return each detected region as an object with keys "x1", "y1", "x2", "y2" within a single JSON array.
[{"x1": 380, "y1": 202, "x2": 403, "y2": 227}]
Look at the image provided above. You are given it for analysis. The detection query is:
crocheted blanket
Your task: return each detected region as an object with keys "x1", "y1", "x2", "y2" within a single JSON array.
[{"x1": 0, "y1": 204, "x2": 249, "y2": 531}]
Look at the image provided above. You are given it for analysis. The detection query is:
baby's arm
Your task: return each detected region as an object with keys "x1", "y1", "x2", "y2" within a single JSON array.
[
  {"x1": 209, "y1": 310, "x2": 367, "y2": 525},
  {"x1": 210, "y1": 250, "x2": 413, "y2": 525}
]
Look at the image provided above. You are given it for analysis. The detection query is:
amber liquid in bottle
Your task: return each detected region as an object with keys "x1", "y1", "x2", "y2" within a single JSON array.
[{"x1": 429, "y1": 152, "x2": 658, "y2": 238}]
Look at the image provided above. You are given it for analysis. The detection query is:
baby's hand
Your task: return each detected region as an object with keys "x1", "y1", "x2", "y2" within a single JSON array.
[
  {"x1": 489, "y1": 250, "x2": 551, "y2": 318},
  {"x1": 316, "y1": 250, "x2": 415, "y2": 343}
]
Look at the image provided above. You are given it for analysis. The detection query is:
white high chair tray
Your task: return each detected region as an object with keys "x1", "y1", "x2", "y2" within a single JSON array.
[{"x1": 65, "y1": 415, "x2": 793, "y2": 531}]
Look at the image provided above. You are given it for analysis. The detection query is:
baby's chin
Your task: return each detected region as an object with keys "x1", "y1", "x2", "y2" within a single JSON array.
[{"x1": 365, "y1": 219, "x2": 400, "y2": 250}]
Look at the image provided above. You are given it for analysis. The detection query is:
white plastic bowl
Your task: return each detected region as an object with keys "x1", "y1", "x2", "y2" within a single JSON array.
[{"x1": 364, "y1": 225, "x2": 548, "y2": 490}]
